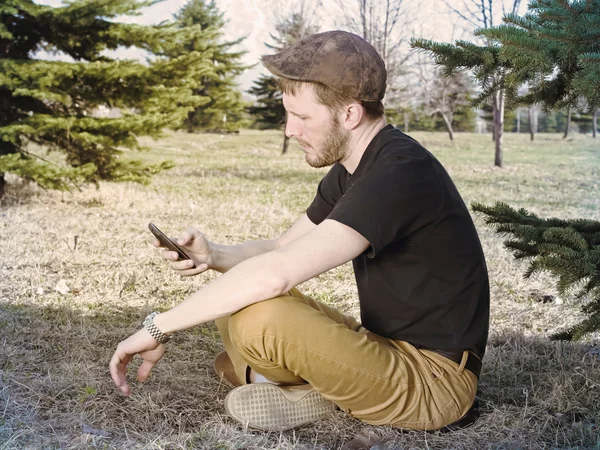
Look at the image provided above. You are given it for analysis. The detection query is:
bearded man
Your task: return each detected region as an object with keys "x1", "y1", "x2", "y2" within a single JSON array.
[{"x1": 109, "y1": 30, "x2": 490, "y2": 432}]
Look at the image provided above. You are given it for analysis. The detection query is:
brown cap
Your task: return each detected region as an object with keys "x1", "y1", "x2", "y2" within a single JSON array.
[{"x1": 262, "y1": 30, "x2": 387, "y2": 102}]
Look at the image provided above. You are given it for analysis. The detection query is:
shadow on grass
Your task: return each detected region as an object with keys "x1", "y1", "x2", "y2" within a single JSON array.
[{"x1": 1, "y1": 301, "x2": 599, "y2": 449}]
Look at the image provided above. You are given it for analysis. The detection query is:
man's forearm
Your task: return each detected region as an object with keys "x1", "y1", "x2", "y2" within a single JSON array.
[
  {"x1": 210, "y1": 239, "x2": 279, "y2": 273},
  {"x1": 154, "y1": 252, "x2": 286, "y2": 333}
]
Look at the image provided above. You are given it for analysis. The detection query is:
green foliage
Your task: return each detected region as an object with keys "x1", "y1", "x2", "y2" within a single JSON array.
[
  {"x1": 412, "y1": 0, "x2": 600, "y2": 131},
  {"x1": 246, "y1": 75, "x2": 285, "y2": 129},
  {"x1": 452, "y1": 101, "x2": 477, "y2": 132},
  {"x1": 0, "y1": 0, "x2": 216, "y2": 193},
  {"x1": 410, "y1": 38, "x2": 513, "y2": 108},
  {"x1": 171, "y1": 0, "x2": 249, "y2": 133},
  {"x1": 472, "y1": 201, "x2": 600, "y2": 340},
  {"x1": 478, "y1": 0, "x2": 600, "y2": 112}
]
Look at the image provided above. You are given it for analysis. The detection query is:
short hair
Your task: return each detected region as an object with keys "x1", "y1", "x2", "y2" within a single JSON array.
[{"x1": 277, "y1": 78, "x2": 384, "y2": 120}]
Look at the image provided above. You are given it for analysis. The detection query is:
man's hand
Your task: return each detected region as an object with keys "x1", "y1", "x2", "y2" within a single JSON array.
[
  {"x1": 109, "y1": 328, "x2": 166, "y2": 396},
  {"x1": 153, "y1": 227, "x2": 214, "y2": 277}
]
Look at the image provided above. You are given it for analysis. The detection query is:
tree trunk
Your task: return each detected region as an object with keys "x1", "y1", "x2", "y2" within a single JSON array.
[
  {"x1": 492, "y1": 101, "x2": 497, "y2": 142},
  {"x1": 516, "y1": 109, "x2": 520, "y2": 133},
  {"x1": 593, "y1": 109, "x2": 597, "y2": 138},
  {"x1": 0, "y1": 172, "x2": 4, "y2": 199},
  {"x1": 528, "y1": 106, "x2": 537, "y2": 141},
  {"x1": 438, "y1": 111, "x2": 454, "y2": 141},
  {"x1": 563, "y1": 107, "x2": 571, "y2": 139},
  {"x1": 281, "y1": 134, "x2": 289, "y2": 155},
  {"x1": 282, "y1": 111, "x2": 289, "y2": 154},
  {"x1": 404, "y1": 111, "x2": 409, "y2": 133},
  {"x1": 186, "y1": 110, "x2": 195, "y2": 133},
  {"x1": 493, "y1": 90, "x2": 504, "y2": 167}
]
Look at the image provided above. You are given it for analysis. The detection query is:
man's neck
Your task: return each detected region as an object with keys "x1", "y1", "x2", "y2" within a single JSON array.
[{"x1": 340, "y1": 117, "x2": 387, "y2": 174}]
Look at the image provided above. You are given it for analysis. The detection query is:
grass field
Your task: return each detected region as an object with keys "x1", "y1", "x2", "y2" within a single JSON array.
[{"x1": 1, "y1": 130, "x2": 599, "y2": 449}]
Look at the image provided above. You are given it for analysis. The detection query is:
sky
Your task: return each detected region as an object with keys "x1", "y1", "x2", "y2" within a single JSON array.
[{"x1": 33, "y1": 0, "x2": 525, "y2": 93}]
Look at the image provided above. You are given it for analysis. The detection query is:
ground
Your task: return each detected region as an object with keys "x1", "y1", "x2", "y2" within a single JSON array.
[{"x1": 0, "y1": 130, "x2": 599, "y2": 449}]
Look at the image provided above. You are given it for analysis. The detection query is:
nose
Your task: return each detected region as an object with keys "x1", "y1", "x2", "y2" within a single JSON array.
[{"x1": 285, "y1": 114, "x2": 302, "y2": 138}]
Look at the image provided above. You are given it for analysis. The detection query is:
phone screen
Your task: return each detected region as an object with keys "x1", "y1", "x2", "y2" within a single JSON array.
[{"x1": 148, "y1": 223, "x2": 195, "y2": 267}]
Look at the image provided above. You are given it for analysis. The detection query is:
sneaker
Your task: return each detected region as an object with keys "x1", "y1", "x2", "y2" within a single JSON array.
[
  {"x1": 224, "y1": 383, "x2": 336, "y2": 431},
  {"x1": 214, "y1": 351, "x2": 242, "y2": 387}
]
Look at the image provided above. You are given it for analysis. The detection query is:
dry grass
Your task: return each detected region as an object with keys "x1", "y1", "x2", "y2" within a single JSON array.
[{"x1": 1, "y1": 130, "x2": 599, "y2": 449}]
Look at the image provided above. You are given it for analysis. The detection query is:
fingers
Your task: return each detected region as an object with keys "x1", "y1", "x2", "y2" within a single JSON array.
[
  {"x1": 178, "y1": 227, "x2": 202, "y2": 246},
  {"x1": 137, "y1": 359, "x2": 156, "y2": 383},
  {"x1": 160, "y1": 249, "x2": 182, "y2": 261},
  {"x1": 109, "y1": 346, "x2": 133, "y2": 396},
  {"x1": 175, "y1": 264, "x2": 208, "y2": 277}
]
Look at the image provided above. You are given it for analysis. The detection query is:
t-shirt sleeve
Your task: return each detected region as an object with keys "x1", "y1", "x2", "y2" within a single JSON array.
[
  {"x1": 306, "y1": 163, "x2": 346, "y2": 225},
  {"x1": 328, "y1": 154, "x2": 443, "y2": 257}
]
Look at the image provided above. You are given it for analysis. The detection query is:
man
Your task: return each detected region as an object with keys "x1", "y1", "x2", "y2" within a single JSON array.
[{"x1": 109, "y1": 30, "x2": 490, "y2": 432}]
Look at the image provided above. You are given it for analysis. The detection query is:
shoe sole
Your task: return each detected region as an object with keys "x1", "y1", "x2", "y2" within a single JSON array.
[{"x1": 224, "y1": 384, "x2": 335, "y2": 431}]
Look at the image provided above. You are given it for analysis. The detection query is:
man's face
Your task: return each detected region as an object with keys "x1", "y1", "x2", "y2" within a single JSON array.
[{"x1": 282, "y1": 86, "x2": 350, "y2": 168}]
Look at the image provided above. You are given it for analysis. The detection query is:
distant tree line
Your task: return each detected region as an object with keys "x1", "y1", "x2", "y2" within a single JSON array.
[
  {"x1": 2, "y1": 0, "x2": 598, "y2": 196},
  {"x1": 412, "y1": 0, "x2": 599, "y2": 166}
]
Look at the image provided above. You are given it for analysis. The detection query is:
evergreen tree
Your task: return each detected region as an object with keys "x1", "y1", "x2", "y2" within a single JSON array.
[
  {"x1": 452, "y1": 101, "x2": 477, "y2": 132},
  {"x1": 171, "y1": 0, "x2": 249, "y2": 133},
  {"x1": 247, "y1": 10, "x2": 319, "y2": 154},
  {"x1": 246, "y1": 75, "x2": 285, "y2": 129},
  {"x1": 478, "y1": 0, "x2": 600, "y2": 137},
  {"x1": 538, "y1": 110, "x2": 566, "y2": 133},
  {"x1": 572, "y1": 111, "x2": 594, "y2": 135},
  {"x1": 0, "y1": 0, "x2": 216, "y2": 196},
  {"x1": 473, "y1": 202, "x2": 600, "y2": 340},
  {"x1": 504, "y1": 108, "x2": 518, "y2": 132}
]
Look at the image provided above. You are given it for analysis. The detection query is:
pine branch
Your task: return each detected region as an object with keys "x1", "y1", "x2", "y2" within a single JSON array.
[
  {"x1": 473, "y1": 201, "x2": 600, "y2": 339},
  {"x1": 551, "y1": 310, "x2": 600, "y2": 341}
]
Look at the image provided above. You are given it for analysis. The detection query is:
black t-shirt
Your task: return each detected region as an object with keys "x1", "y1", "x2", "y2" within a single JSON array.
[{"x1": 306, "y1": 125, "x2": 489, "y2": 356}]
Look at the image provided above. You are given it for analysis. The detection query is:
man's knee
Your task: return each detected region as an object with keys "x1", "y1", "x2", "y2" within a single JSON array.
[{"x1": 228, "y1": 295, "x2": 295, "y2": 345}]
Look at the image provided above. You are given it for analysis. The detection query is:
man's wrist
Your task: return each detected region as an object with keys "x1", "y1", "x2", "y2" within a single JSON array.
[
  {"x1": 143, "y1": 312, "x2": 172, "y2": 343},
  {"x1": 209, "y1": 241, "x2": 226, "y2": 273}
]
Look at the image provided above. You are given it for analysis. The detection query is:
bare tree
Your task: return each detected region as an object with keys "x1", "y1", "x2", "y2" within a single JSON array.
[
  {"x1": 334, "y1": 0, "x2": 414, "y2": 90},
  {"x1": 417, "y1": 69, "x2": 473, "y2": 141},
  {"x1": 528, "y1": 105, "x2": 539, "y2": 141},
  {"x1": 442, "y1": 0, "x2": 523, "y2": 167}
]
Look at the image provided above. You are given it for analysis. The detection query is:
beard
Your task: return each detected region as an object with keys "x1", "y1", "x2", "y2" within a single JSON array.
[{"x1": 298, "y1": 116, "x2": 350, "y2": 168}]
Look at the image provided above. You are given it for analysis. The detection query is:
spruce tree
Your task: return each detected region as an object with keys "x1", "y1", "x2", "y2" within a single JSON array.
[
  {"x1": 473, "y1": 202, "x2": 600, "y2": 340},
  {"x1": 478, "y1": 0, "x2": 600, "y2": 137},
  {"x1": 0, "y1": 0, "x2": 216, "y2": 196},
  {"x1": 171, "y1": 0, "x2": 249, "y2": 133},
  {"x1": 246, "y1": 75, "x2": 286, "y2": 129}
]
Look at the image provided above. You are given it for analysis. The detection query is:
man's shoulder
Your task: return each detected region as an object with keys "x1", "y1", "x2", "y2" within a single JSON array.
[{"x1": 375, "y1": 126, "x2": 431, "y2": 160}]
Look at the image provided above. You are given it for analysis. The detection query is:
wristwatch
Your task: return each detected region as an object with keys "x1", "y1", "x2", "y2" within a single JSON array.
[{"x1": 143, "y1": 312, "x2": 171, "y2": 344}]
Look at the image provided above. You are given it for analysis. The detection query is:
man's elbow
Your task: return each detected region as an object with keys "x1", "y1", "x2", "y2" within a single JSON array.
[
  {"x1": 245, "y1": 261, "x2": 290, "y2": 301},
  {"x1": 260, "y1": 261, "x2": 296, "y2": 300}
]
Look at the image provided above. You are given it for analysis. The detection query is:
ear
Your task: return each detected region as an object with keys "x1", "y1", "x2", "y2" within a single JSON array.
[{"x1": 342, "y1": 102, "x2": 365, "y2": 130}]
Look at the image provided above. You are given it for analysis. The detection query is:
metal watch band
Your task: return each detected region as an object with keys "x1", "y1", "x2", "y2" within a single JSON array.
[{"x1": 143, "y1": 312, "x2": 171, "y2": 344}]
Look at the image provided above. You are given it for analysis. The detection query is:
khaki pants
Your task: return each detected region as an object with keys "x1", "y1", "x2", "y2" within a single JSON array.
[{"x1": 215, "y1": 288, "x2": 478, "y2": 430}]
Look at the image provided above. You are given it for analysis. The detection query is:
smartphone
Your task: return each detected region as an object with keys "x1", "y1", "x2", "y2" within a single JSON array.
[{"x1": 148, "y1": 223, "x2": 195, "y2": 267}]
